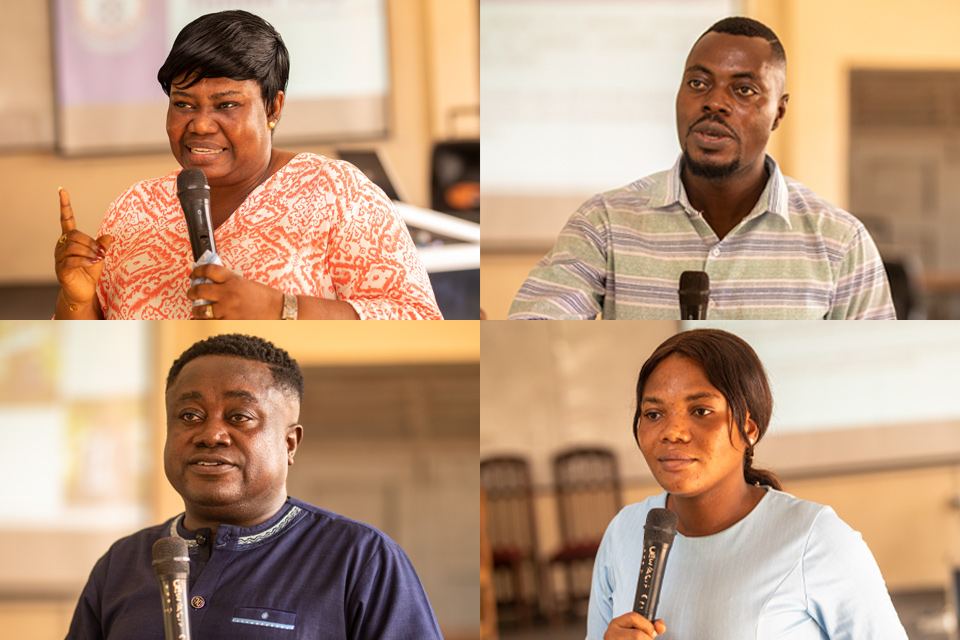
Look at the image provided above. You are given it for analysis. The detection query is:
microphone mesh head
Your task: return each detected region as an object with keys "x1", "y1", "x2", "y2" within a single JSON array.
[
  {"x1": 176, "y1": 168, "x2": 208, "y2": 196},
  {"x1": 644, "y1": 508, "x2": 679, "y2": 544},
  {"x1": 152, "y1": 536, "x2": 190, "y2": 577}
]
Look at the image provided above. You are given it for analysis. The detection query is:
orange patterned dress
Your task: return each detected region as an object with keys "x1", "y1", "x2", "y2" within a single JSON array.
[{"x1": 95, "y1": 153, "x2": 442, "y2": 319}]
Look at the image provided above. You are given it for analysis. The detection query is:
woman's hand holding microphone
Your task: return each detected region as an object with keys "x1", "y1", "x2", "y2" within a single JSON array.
[{"x1": 604, "y1": 612, "x2": 667, "y2": 640}]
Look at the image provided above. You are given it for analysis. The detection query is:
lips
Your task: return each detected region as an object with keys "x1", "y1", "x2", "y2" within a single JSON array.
[
  {"x1": 184, "y1": 141, "x2": 227, "y2": 161},
  {"x1": 658, "y1": 452, "x2": 696, "y2": 472},
  {"x1": 690, "y1": 118, "x2": 736, "y2": 148},
  {"x1": 187, "y1": 455, "x2": 237, "y2": 474}
]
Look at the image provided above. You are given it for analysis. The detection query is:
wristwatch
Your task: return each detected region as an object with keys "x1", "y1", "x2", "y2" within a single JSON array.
[{"x1": 281, "y1": 292, "x2": 298, "y2": 320}]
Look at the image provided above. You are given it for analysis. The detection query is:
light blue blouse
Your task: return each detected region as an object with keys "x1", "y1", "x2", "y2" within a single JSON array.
[{"x1": 587, "y1": 489, "x2": 908, "y2": 639}]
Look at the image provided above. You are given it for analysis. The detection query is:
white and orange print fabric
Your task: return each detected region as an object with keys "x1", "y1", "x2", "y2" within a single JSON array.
[{"x1": 95, "y1": 153, "x2": 442, "y2": 319}]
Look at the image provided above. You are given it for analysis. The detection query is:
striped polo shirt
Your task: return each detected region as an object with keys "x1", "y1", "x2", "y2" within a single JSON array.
[{"x1": 508, "y1": 155, "x2": 896, "y2": 320}]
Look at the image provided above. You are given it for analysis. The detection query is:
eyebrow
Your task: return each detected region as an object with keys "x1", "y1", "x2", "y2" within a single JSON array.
[
  {"x1": 173, "y1": 389, "x2": 260, "y2": 404},
  {"x1": 170, "y1": 89, "x2": 245, "y2": 100},
  {"x1": 685, "y1": 65, "x2": 761, "y2": 82},
  {"x1": 641, "y1": 391, "x2": 723, "y2": 405}
]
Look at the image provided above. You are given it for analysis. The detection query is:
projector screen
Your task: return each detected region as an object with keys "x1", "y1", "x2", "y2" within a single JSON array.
[
  {"x1": 480, "y1": 0, "x2": 739, "y2": 248},
  {"x1": 51, "y1": 0, "x2": 390, "y2": 155}
]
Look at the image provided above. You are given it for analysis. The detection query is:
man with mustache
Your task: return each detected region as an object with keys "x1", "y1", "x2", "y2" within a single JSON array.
[{"x1": 509, "y1": 17, "x2": 895, "y2": 320}]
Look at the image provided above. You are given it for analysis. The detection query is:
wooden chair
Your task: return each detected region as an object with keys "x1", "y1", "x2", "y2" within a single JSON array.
[
  {"x1": 549, "y1": 447, "x2": 623, "y2": 619},
  {"x1": 480, "y1": 456, "x2": 541, "y2": 627},
  {"x1": 480, "y1": 488, "x2": 499, "y2": 640}
]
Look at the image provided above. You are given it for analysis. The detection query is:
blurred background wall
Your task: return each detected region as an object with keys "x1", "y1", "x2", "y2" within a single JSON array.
[
  {"x1": 481, "y1": 321, "x2": 960, "y2": 639},
  {"x1": 0, "y1": 320, "x2": 480, "y2": 640},
  {"x1": 481, "y1": 0, "x2": 960, "y2": 319},
  {"x1": 0, "y1": 0, "x2": 479, "y2": 316}
]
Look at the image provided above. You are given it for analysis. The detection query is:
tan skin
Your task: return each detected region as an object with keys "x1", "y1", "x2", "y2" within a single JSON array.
[
  {"x1": 54, "y1": 76, "x2": 359, "y2": 319},
  {"x1": 164, "y1": 355, "x2": 303, "y2": 535},
  {"x1": 605, "y1": 354, "x2": 764, "y2": 639},
  {"x1": 676, "y1": 32, "x2": 789, "y2": 240}
]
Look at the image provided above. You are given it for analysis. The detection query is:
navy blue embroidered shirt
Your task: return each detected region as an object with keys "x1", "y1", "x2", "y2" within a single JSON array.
[{"x1": 65, "y1": 497, "x2": 443, "y2": 639}]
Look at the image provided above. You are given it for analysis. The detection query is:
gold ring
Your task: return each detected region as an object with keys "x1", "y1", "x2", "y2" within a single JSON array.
[
  {"x1": 203, "y1": 304, "x2": 214, "y2": 320},
  {"x1": 58, "y1": 234, "x2": 67, "y2": 245}
]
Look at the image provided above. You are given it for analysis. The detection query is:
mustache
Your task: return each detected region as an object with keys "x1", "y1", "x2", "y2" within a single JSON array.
[{"x1": 689, "y1": 114, "x2": 737, "y2": 139}]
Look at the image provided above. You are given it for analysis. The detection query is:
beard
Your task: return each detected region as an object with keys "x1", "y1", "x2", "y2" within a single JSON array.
[{"x1": 682, "y1": 149, "x2": 740, "y2": 181}]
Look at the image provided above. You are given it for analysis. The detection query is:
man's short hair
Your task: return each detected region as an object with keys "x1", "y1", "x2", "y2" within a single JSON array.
[
  {"x1": 699, "y1": 16, "x2": 786, "y2": 69},
  {"x1": 166, "y1": 334, "x2": 304, "y2": 402}
]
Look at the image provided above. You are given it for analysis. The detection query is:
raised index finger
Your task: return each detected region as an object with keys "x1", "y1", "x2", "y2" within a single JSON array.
[{"x1": 59, "y1": 187, "x2": 77, "y2": 234}]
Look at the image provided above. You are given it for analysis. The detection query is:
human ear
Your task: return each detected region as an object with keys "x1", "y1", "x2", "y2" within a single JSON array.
[
  {"x1": 771, "y1": 93, "x2": 789, "y2": 131},
  {"x1": 267, "y1": 91, "x2": 285, "y2": 124},
  {"x1": 744, "y1": 414, "x2": 760, "y2": 447},
  {"x1": 286, "y1": 423, "x2": 303, "y2": 465}
]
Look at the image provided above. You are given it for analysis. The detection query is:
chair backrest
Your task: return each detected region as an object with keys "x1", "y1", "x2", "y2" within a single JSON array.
[
  {"x1": 883, "y1": 259, "x2": 921, "y2": 320},
  {"x1": 481, "y1": 456, "x2": 538, "y2": 557},
  {"x1": 553, "y1": 447, "x2": 622, "y2": 548}
]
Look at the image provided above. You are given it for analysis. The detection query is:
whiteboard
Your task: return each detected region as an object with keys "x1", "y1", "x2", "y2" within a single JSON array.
[{"x1": 480, "y1": 0, "x2": 740, "y2": 248}]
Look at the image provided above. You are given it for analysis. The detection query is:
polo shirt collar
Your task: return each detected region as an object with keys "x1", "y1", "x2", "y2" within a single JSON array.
[{"x1": 651, "y1": 154, "x2": 791, "y2": 228}]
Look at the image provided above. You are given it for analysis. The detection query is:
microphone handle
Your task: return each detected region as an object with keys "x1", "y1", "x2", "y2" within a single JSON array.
[
  {"x1": 157, "y1": 575, "x2": 192, "y2": 640},
  {"x1": 633, "y1": 539, "x2": 672, "y2": 621},
  {"x1": 680, "y1": 305, "x2": 707, "y2": 320},
  {"x1": 184, "y1": 199, "x2": 216, "y2": 262}
]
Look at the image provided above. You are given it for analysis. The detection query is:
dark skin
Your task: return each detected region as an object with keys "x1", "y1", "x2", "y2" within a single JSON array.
[
  {"x1": 605, "y1": 354, "x2": 764, "y2": 639},
  {"x1": 675, "y1": 32, "x2": 789, "y2": 240},
  {"x1": 54, "y1": 75, "x2": 359, "y2": 319},
  {"x1": 164, "y1": 355, "x2": 303, "y2": 535}
]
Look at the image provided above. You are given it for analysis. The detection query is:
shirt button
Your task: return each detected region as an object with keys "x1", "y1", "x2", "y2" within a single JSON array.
[
  {"x1": 711, "y1": 247, "x2": 721, "y2": 257},
  {"x1": 709, "y1": 300, "x2": 717, "y2": 308},
  {"x1": 196, "y1": 535, "x2": 206, "y2": 546},
  {"x1": 191, "y1": 596, "x2": 205, "y2": 609}
]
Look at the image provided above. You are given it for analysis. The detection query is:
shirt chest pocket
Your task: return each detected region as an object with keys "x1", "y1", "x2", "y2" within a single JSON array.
[{"x1": 232, "y1": 606, "x2": 298, "y2": 634}]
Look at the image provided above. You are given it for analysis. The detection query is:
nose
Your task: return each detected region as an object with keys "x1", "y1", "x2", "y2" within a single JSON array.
[
  {"x1": 188, "y1": 107, "x2": 219, "y2": 135},
  {"x1": 702, "y1": 86, "x2": 732, "y2": 116},
  {"x1": 660, "y1": 414, "x2": 691, "y2": 443},
  {"x1": 193, "y1": 417, "x2": 231, "y2": 447}
]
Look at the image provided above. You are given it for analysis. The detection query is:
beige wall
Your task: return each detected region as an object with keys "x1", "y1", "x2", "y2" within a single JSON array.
[
  {"x1": 744, "y1": 0, "x2": 960, "y2": 208},
  {"x1": 0, "y1": 0, "x2": 478, "y2": 285}
]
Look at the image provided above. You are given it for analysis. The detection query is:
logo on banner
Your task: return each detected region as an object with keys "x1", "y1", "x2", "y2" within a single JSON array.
[{"x1": 76, "y1": 0, "x2": 148, "y2": 41}]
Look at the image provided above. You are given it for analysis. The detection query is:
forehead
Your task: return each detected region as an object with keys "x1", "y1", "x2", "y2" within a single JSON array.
[
  {"x1": 645, "y1": 354, "x2": 719, "y2": 394},
  {"x1": 171, "y1": 75, "x2": 261, "y2": 96},
  {"x1": 167, "y1": 355, "x2": 276, "y2": 399},
  {"x1": 685, "y1": 32, "x2": 782, "y2": 84}
]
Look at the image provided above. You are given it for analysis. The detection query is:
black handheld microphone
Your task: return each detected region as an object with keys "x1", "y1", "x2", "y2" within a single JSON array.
[
  {"x1": 177, "y1": 169, "x2": 216, "y2": 262},
  {"x1": 152, "y1": 536, "x2": 192, "y2": 640},
  {"x1": 633, "y1": 508, "x2": 678, "y2": 622},
  {"x1": 678, "y1": 271, "x2": 710, "y2": 320}
]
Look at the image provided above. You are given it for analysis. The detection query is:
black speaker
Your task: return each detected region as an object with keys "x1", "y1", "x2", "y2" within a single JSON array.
[{"x1": 430, "y1": 140, "x2": 479, "y2": 223}]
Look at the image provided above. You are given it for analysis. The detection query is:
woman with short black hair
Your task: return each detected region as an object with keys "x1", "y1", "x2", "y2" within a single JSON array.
[
  {"x1": 54, "y1": 10, "x2": 441, "y2": 320},
  {"x1": 591, "y1": 329, "x2": 906, "y2": 639}
]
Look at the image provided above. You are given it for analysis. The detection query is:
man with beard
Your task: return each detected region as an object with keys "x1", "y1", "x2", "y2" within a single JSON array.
[{"x1": 509, "y1": 17, "x2": 895, "y2": 320}]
